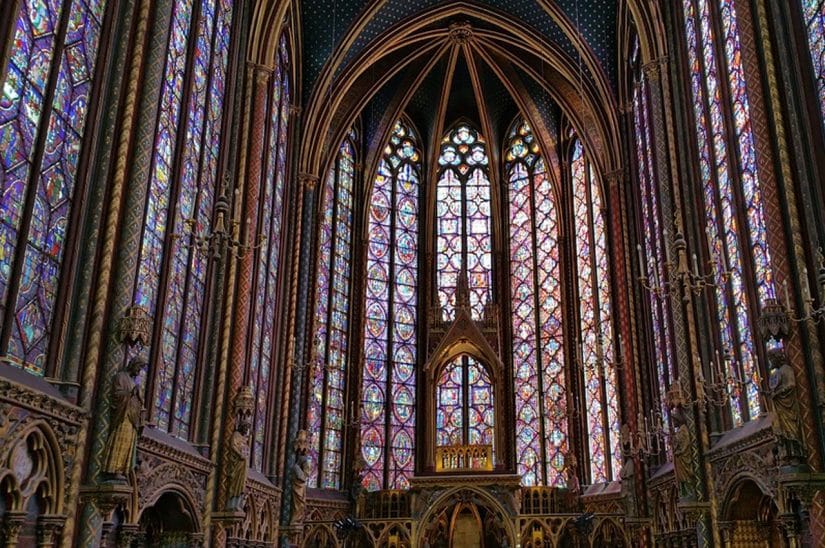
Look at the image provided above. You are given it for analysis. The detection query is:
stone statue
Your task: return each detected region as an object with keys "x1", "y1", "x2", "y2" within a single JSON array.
[
  {"x1": 619, "y1": 424, "x2": 637, "y2": 517},
  {"x1": 669, "y1": 388, "x2": 692, "y2": 498},
  {"x1": 290, "y1": 430, "x2": 311, "y2": 525},
  {"x1": 102, "y1": 356, "x2": 146, "y2": 480},
  {"x1": 226, "y1": 386, "x2": 254, "y2": 511},
  {"x1": 767, "y1": 348, "x2": 805, "y2": 463}
]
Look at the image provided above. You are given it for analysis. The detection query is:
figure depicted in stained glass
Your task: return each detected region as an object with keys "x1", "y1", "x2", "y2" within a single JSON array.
[
  {"x1": 571, "y1": 138, "x2": 620, "y2": 483},
  {"x1": 308, "y1": 131, "x2": 357, "y2": 489},
  {"x1": 506, "y1": 119, "x2": 568, "y2": 487},
  {"x1": 360, "y1": 120, "x2": 420, "y2": 491},
  {"x1": 103, "y1": 356, "x2": 146, "y2": 481},
  {"x1": 436, "y1": 124, "x2": 492, "y2": 321}
]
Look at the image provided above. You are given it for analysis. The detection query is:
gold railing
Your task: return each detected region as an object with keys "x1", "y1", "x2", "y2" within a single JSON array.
[{"x1": 435, "y1": 444, "x2": 493, "y2": 472}]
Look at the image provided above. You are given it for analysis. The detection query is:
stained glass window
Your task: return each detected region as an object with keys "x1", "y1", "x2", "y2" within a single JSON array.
[
  {"x1": 436, "y1": 124, "x2": 492, "y2": 320},
  {"x1": 801, "y1": 1, "x2": 825, "y2": 123},
  {"x1": 632, "y1": 56, "x2": 676, "y2": 444},
  {"x1": 0, "y1": 0, "x2": 111, "y2": 374},
  {"x1": 505, "y1": 120, "x2": 568, "y2": 487},
  {"x1": 435, "y1": 355, "x2": 494, "y2": 450},
  {"x1": 247, "y1": 34, "x2": 290, "y2": 473},
  {"x1": 308, "y1": 130, "x2": 356, "y2": 489},
  {"x1": 132, "y1": 0, "x2": 235, "y2": 437},
  {"x1": 682, "y1": 0, "x2": 774, "y2": 425},
  {"x1": 571, "y1": 139, "x2": 621, "y2": 484},
  {"x1": 360, "y1": 120, "x2": 420, "y2": 491}
]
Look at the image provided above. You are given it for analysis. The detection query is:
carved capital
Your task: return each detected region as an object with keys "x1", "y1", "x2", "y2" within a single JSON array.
[
  {"x1": 37, "y1": 515, "x2": 65, "y2": 547},
  {"x1": 642, "y1": 56, "x2": 668, "y2": 81},
  {"x1": 116, "y1": 523, "x2": 142, "y2": 548},
  {"x1": 298, "y1": 173, "x2": 320, "y2": 191},
  {"x1": 80, "y1": 483, "x2": 133, "y2": 520},
  {"x1": 288, "y1": 104, "x2": 302, "y2": 116},
  {"x1": 3, "y1": 511, "x2": 27, "y2": 545}
]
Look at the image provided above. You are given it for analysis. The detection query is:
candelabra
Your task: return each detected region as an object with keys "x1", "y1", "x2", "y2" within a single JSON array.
[
  {"x1": 637, "y1": 228, "x2": 733, "y2": 298},
  {"x1": 622, "y1": 411, "x2": 668, "y2": 459},
  {"x1": 782, "y1": 249, "x2": 825, "y2": 324},
  {"x1": 171, "y1": 177, "x2": 264, "y2": 260}
]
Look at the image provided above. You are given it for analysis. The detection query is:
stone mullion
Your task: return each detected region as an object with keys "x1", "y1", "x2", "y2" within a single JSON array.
[
  {"x1": 646, "y1": 42, "x2": 717, "y2": 544},
  {"x1": 280, "y1": 173, "x2": 318, "y2": 534},
  {"x1": 273, "y1": 106, "x2": 305, "y2": 485},
  {"x1": 761, "y1": 0, "x2": 825, "y2": 538},
  {"x1": 762, "y1": 0, "x2": 825, "y2": 466},
  {"x1": 200, "y1": 0, "x2": 249, "y2": 538},
  {"x1": 70, "y1": 0, "x2": 163, "y2": 545},
  {"x1": 735, "y1": 0, "x2": 824, "y2": 467},
  {"x1": 216, "y1": 64, "x2": 270, "y2": 517}
]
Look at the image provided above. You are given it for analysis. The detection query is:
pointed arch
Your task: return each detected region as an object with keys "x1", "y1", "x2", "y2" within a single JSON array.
[
  {"x1": 307, "y1": 128, "x2": 358, "y2": 489},
  {"x1": 435, "y1": 122, "x2": 493, "y2": 321},
  {"x1": 360, "y1": 119, "x2": 421, "y2": 491},
  {"x1": 505, "y1": 118, "x2": 568, "y2": 487},
  {"x1": 571, "y1": 137, "x2": 621, "y2": 483}
]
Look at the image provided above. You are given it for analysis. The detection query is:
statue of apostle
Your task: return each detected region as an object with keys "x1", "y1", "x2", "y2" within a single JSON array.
[
  {"x1": 767, "y1": 348, "x2": 805, "y2": 463},
  {"x1": 102, "y1": 356, "x2": 146, "y2": 480}
]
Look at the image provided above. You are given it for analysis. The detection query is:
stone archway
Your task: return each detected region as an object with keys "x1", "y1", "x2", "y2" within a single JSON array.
[
  {"x1": 416, "y1": 487, "x2": 515, "y2": 548},
  {"x1": 721, "y1": 476, "x2": 781, "y2": 546}
]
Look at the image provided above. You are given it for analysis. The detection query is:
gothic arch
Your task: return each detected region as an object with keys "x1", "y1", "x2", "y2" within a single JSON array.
[
  {"x1": 297, "y1": 2, "x2": 622, "y2": 180},
  {"x1": 414, "y1": 486, "x2": 516, "y2": 547}
]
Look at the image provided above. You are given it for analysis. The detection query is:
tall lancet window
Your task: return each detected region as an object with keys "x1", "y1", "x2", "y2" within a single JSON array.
[
  {"x1": 246, "y1": 34, "x2": 290, "y2": 473},
  {"x1": 505, "y1": 120, "x2": 568, "y2": 487},
  {"x1": 0, "y1": 0, "x2": 111, "y2": 374},
  {"x1": 682, "y1": 0, "x2": 774, "y2": 425},
  {"x1": 308, "y1": 130, "x2": 356, "y2": 489},
  {"x1": 632, "y1": 52, "x2": 676, "y2": 438},
  {"x1": 571, "y1": 139, "x2": 620, "y2": 483},
  {"x1": 435, "y1": 124, "x2": 492, "y2": 320},
  {"x1": 131, "y1": 0, "x2": 235, "y2": 438},
  {"x1": 360, "y1": 120, "x2": 420, "y2": 491},
  {"x1": 801, "y1": 1, "x2": 825, "y2": 122}
]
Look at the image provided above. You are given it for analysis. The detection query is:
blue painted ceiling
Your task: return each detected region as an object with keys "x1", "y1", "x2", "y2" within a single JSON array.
[{"x1": 301, "y1": 0, "x2": 618, "y2": 102}]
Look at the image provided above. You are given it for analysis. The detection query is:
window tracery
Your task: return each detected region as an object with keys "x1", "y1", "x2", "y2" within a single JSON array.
[
  {"x1": 132, "y1": 0, "x2": 235, "y2": 437},
  {"x1": 436, "y1": 124, "x2": 492, "y2": 321},
  {"x1": 801, "y1": 1, "x2": 825, "y2": 124},
  {"x1": 505, "y1": 120, "x2": 567, "y2": 487},
  {"x1": 682, "y1": 0, "x2": 774, "y2": 425},
  {"x1": 308, "y1": 129, "x2": 357, "y2": 489},
  {"x1": 0, "y1": 0, "x2": 111, "y2": 374},
  {"x1": 360, "y1": 120, "x2": 420, "y2": 491},
  {"x1": 571, "y1": 139, "x2": 620, "y2": 483}
]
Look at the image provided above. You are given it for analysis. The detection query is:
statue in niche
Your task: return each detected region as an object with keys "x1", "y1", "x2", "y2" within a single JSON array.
[
  {"x1": 668, "y1": 387, "x2": 692, "y2": 498},
  {"x1": 226, "y1": 386, "x2": 254, "y2": 511},
  {"x1": 767, "y1": 347, "x2": 805, "y2": 464},
  {"x1": 102, "y1": 356, "x2": 146, "y2": 481},
  {"x1": 290, "y1": 430, "x2": 311, "y2": 525}
]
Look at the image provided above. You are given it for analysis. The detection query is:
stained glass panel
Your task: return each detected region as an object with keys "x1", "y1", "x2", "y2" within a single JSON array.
[
  {"x1": 572, "y1": 140, "x2": 619, "y2": 483},
  {"x1": 360, "y1": 120, "x2": 419, "y2": 491},
  {"x1": 436, "y1": 125, "x2": 491, "y2": 321},
  {"x1": 802, "y1": 0, "x2": 825, "y2": 124},
  {"x1": 1, "y1": 0, "x2": 109, "y2": 373},
  {"x1": 682, "y1": 0, "x2": 772, "y2": 423},
  {"x1": 249, "y1": 36, "x2": 290, "y2": 472},
  {"x1": 310, "y1": 134, "x2": 356, "y2": 489},
  {"x1": 506, "y1": 120, "x2": 567, "y2": 487}
]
